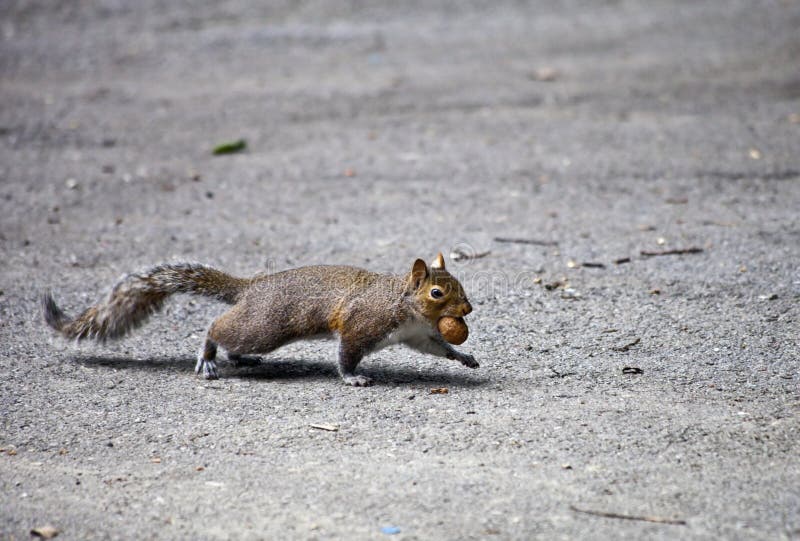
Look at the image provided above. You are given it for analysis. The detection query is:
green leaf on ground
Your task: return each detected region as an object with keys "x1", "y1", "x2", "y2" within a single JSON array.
[{"x1": 212, "y1": 139, "x2": 247, "y2": 155}]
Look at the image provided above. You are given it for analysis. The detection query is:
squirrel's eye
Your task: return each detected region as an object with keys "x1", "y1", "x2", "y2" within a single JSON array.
[{"x1": 430, "y1": 288, "x2": 444, "y2": 299}]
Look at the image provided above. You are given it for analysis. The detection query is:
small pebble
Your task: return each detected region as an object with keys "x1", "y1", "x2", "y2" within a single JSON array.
[{"x1": 530, "y1": 67, "x2": 558, "y2": 81}]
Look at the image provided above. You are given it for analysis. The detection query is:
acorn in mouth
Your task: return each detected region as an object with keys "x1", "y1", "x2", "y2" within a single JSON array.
[{"x1": 437, "y1": 316, "x2": 469, "y2": 345}]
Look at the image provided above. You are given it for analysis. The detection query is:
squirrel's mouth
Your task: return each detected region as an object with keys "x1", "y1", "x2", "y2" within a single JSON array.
[{"x1": 439, "y1": 308, "x2": 470, "y2": 319}]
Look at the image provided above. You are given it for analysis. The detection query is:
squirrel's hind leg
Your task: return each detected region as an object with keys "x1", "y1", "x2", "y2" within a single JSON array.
[
  {"x1": 337, "y1": 340, "x2": 374, "y2": 387},
  {"x1": 195, "y1": 337, "x2": 219, "y2": 379}
]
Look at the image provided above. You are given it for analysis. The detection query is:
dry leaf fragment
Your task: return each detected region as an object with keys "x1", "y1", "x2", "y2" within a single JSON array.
[
  {"x1": 31, "y1": 526, "x2": 59, "y2": 539},
  {"x1": 665, "y1": 197, "x2": 688, "y2": 204},
  {"x1": 450, "y1": 248, "x2": 490, "y2": 262},
  {"x1": 430, "y1": 388, "x2": 449, "y2": 394}
]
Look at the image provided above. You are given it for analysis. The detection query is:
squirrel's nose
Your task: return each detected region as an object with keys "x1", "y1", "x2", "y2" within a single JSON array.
[{"x1": 462, "y1": 301, "x2": 472, "y2": 316}]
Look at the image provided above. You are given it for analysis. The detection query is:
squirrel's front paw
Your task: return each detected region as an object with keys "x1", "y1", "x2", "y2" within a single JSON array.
[
  {"x1": 458, "y1": 354, "x2": 479, "y2": 369},
  {"x1": 342, "y1": 374, "x2": 374, "y2": 387}
]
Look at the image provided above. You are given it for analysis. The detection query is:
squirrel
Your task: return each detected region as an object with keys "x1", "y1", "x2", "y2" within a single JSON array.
[{"x1": 42, "y1": 253, "x2": 477, "y2": 386}]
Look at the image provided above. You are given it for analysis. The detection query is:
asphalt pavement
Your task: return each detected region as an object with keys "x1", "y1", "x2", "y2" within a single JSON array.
[{"x1": 1, "y1": 1, "x2": 799, "y2": 539}]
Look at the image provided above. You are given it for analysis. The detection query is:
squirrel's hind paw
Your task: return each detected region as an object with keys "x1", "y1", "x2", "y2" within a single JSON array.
[
  {"x1": 227, "y1": 353, "x2": 262, "y2": 367},
  {"x1": 195, "y1": 358, "x2": 219, "y2": 379},
  {"x1": 342, "y1": 374, "x2": 374, "y2": 387}
]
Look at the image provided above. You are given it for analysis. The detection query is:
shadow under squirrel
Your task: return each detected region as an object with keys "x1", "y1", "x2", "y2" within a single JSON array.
[{"x1": 42, "y1": 253, "x2": 477, "y2": 386}]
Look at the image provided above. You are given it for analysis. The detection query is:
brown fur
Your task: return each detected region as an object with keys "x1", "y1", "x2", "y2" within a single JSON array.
[{"x1": 43, "y1": 255, "x2": 477, "y2": 386}]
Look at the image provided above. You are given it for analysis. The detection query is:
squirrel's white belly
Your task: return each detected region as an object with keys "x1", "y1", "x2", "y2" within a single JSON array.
[{"x1": 373, "y1": 320, "x2": 434, "y2": 352}]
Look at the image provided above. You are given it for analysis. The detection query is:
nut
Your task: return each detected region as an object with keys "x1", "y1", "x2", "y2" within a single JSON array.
[{"x1": 438, "y1": 316, "x2": 469, "y2": 345}]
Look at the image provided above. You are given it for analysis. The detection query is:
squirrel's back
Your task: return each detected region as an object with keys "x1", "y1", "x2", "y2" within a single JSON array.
[{"x1": 227, "y1": 265, "x2": 407, "y2": 341}]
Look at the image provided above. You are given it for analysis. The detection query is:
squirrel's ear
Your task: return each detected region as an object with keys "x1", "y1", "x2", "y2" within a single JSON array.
[
  {"x1": 431, "y1": 252, "x2": 446, "y2": 270},
  {"x1": 410, "y1": 259, "x2": 429, "y2": 289}
]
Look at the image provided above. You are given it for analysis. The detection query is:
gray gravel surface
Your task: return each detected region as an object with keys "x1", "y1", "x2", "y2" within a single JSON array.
[{"x1": 2, "y1": 1, "x2": 799, "y2": 539}]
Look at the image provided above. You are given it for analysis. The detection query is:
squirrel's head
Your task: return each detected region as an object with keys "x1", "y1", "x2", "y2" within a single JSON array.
[{"x1": 407, "y1": 253, "x2": 473, "y2": 324}]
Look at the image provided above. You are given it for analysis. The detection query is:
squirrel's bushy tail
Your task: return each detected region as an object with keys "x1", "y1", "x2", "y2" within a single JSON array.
[{"x1": 42, "y1": 263, "x2": 249, "y2": 341}]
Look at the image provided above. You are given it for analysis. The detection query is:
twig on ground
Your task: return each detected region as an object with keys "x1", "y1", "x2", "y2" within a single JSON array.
[
  {"x1": 640, "y1": 247, "x2": 703, "y2": 257},
  {"x1": 581, "y1": 262, "x2": 606, "y2": 268},
  {"x1": 494, "y1": 237, "x2": 559, "y2": 247},
  {"x1": 309, "y1": 423, "x2": 339, "y2": 432},
  {"x1": 662, "y1": 425, "x2": 692, "y2": 452},
  {"x1": 612, "y1": 338, "x2": 640, "y2": 352},
  {"x1": 613, "y1": 257, "x2": 631, "y2": 264},
  {"x1": 702, "y1": 220, "x2": 737, "y2": 227},
  {"x1": 548, "y1": 367, "x2": 577, "y2": 378},
  {"x1": 570, "y1": 505, "x2": 686, "y2": 525}
]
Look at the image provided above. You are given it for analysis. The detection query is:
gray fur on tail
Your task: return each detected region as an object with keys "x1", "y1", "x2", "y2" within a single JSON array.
[
  {"x1": 42, "y1": 291, "x2": 69, "y2": 332},
  {"x1": 42, "y1": 262, "x2": 248, "y2": 342}
]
